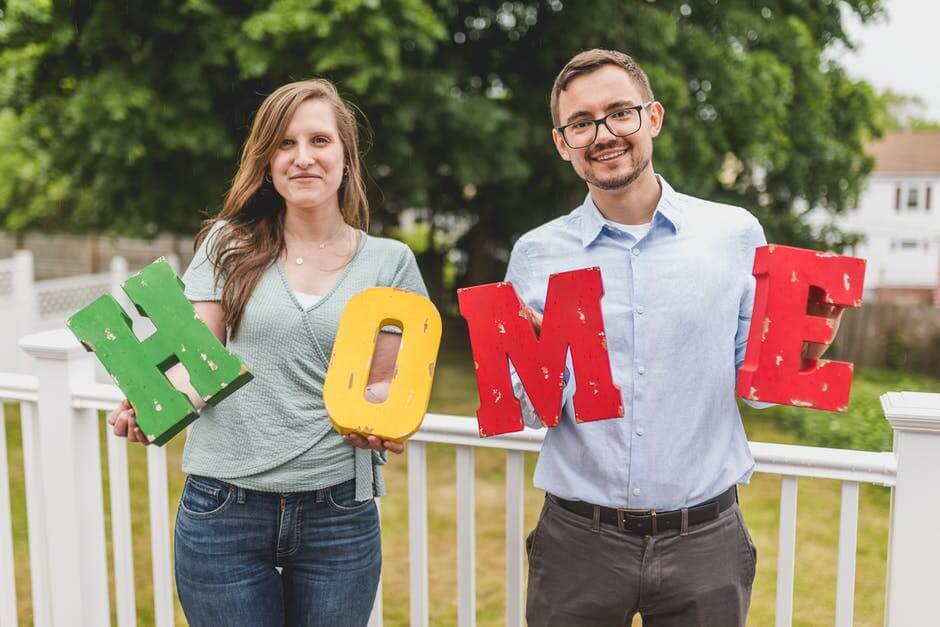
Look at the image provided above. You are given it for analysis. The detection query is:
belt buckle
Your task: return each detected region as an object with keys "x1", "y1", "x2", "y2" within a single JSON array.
[{"x1": 616, "y1": 508, "x2": 656, "y2": 533}]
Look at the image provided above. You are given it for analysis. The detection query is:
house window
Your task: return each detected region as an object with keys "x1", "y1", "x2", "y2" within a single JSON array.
[{"x1": 907, "y1": 186, "x2": 920, "y2": 208}]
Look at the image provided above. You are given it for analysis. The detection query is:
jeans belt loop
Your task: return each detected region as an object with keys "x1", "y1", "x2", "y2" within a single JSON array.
[
  {"x1": 236, "y1": 485, "x2": 246, "y2": 504},
  {"x1": 650, "y1": 510, "x2": 658, "y2": 534}
]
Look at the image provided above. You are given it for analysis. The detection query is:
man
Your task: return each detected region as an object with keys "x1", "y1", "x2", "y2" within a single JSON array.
[{"x1": 507, "y1": 49, "x2": 841, "y2": 626}]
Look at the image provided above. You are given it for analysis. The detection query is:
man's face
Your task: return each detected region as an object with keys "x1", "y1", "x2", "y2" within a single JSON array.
[{"x1": 553, "y1": 65, "x2": 664, "y2": 192}]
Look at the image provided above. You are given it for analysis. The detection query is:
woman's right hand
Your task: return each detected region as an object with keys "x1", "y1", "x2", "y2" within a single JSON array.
[{"x1": 106, "y1": 399, "x2": 151, "y2": 446}]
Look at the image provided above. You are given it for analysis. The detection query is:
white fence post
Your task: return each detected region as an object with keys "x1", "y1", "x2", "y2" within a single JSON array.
[
  {"x1": 10, "y1": 251, "x2": 37, "y2": 372},
  {"x1": 19, "y1": 329, "x2": 111, "y2": 626},
  {"x1": 882, "y1": 391, "x2": 940, "y2": 626}
]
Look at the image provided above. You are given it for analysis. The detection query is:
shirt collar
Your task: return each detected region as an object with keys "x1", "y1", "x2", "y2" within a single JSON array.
[{"x1": 578, "y1": 174, "x2": 682, "y2": 248}]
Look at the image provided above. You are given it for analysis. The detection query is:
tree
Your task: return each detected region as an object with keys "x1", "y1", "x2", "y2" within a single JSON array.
[
  {"x1": 0, "y1": 0, "x2": 888, "y2": 303},
  {"x1": 0, "y1": 0, "x2": 444, "y2": 234}
]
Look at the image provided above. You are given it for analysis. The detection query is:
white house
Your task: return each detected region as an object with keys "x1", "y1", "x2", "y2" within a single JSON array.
[{"x1": 814, "y1": 132, "x2": 940, "y2": 305}]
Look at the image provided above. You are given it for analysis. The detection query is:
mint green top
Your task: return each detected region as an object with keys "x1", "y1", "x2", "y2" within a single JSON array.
[{"x1": 180, "y1": 222, "x2": 427, "y2": 500}]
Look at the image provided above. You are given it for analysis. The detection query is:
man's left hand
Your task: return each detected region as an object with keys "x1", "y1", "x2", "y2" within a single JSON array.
[{"x1": 802, "y1": 302, "x2": 845, "y2": 361}]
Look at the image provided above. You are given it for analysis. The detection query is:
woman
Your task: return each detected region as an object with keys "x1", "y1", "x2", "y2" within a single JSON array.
[{"x1": 106, "y1": 79, "x2": 426, "y2": 626}]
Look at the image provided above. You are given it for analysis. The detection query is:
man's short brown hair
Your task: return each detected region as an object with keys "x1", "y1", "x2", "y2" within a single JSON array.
[{"x1": 550, "y1": 49, "x2": 654, "y2": 126}]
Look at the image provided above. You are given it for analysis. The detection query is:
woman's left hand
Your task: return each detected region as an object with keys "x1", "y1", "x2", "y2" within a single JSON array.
[{"x1": 345, "y1": 433, "x2": 405, "y2": 454}]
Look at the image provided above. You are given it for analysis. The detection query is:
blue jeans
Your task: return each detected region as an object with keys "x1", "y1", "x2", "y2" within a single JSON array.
[{"x1": 174, "y1": 475, "x2": 381, "y2": 627}]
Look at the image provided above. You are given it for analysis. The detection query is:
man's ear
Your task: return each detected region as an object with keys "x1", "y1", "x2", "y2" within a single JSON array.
[
  {"x1": 552, "y1": 128, "x2": 571, "y2": 162},
  {"x1": 647, "y1": 101, "x2": 665, "y2": 139}
]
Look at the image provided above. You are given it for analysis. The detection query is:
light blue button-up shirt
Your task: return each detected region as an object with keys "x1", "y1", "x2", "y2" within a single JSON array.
[{"x1": 505, "y1": 176, "x2": 767, "y2": 510}]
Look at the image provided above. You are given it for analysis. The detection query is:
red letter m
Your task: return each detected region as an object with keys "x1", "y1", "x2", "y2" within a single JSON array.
[{"x1": 458, "y1": 267, "x2": 622, "y2": 437}]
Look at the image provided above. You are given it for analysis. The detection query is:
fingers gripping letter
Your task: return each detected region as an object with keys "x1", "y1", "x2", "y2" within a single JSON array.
[
  {"x1": 736, "y1": 245, "x2": 865, "y2": 412},
  {"x1": 458, "y1": 267, "x2": 623, "y2": 437},
  {"x1": 67, "y1": 258, "x2": 252, "y2": 445}
]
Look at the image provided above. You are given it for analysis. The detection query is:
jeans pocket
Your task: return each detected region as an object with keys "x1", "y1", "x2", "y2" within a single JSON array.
[
  {"x1": 179, "y1": 476, "x2": 235, "y2": 519},
  {"x1": 326, "y1": 479, "x2": 373, "y2": 514}
]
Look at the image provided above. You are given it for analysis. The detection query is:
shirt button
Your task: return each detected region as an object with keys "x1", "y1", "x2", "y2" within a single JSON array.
[
  {"x1": 633, "y1": 488, "x2": 641, "y2": 496},
  {"x1": 636, "y1": 305, "x2": 645, "y2": 315},
  {"x1": 631, "y1": 248, "x2": 640, "y2": 257},
  {"x1": 636, "y1": 426, "x2": 645, "y2": 436},
  {"x1": 637, "y1": 366, "x2": 646, "y2": 375}
]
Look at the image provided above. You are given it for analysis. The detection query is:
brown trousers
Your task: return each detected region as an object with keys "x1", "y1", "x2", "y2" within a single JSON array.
[{"x1": 525, "y1": 495, "x2": 757, "y2": 627}]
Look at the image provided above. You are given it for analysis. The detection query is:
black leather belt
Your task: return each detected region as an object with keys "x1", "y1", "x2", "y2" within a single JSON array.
[{"x1": 551, "y1": 485, "x2": 737, "y2": 534}]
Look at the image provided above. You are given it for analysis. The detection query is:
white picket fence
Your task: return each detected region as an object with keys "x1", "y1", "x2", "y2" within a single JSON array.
[
  {"x1": 0, "y1": 251, "x2": 178, "y2": 374},
  {"x1": 1, "y1": 329, "x2": 939, "y2": 626}
]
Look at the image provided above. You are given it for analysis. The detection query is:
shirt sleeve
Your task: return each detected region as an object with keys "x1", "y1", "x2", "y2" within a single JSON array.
[
  {"x1": 182, "y1": 220, "x2": 227, "y2": 302},
  {"x1": 381, "y1": 243, "x2": 429, "y2": 335},
  {"x1": 504, "y1": 239, "x2": 575, "y2": 429},
  {"x1": 735, "y1": 216, "x2": 775, "y2": 410}
]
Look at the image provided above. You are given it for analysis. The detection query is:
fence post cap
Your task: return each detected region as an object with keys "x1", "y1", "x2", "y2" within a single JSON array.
[
  {"x1": 882, "y1": 392, "x2": 940, "y2": 433},
  {"x1": 19, "y1": 329, "x2": 87, "y2": 361}
]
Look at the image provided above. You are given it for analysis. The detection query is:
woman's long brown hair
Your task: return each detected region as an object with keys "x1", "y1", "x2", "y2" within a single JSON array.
[{"x1": 194, "y1": 79, "x2": 370, "y2": 338}]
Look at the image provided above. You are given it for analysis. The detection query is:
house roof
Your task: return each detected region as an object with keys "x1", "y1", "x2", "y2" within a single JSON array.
[{"x1": 867, "y1": 132, "x2": 940, "y2": 174}]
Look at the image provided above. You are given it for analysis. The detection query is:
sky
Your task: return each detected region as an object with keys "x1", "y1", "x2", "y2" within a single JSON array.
[{"x1": 835, "y1": 0, "x2": 940, "y2": 122}]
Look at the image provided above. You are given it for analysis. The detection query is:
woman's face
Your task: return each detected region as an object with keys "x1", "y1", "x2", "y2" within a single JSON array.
[{"x1": 269, "y1": 98, "x2": 345, "y2": 214}]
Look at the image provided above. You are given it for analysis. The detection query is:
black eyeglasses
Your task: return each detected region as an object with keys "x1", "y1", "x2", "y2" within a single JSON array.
[{"x1": 555, "y1": 102, "x2": 654, "y2": 149}]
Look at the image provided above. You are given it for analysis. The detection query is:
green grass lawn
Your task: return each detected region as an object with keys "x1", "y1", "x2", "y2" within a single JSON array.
[{"x1": 2, "y1": 344, "x2": 938, "y2": 626}]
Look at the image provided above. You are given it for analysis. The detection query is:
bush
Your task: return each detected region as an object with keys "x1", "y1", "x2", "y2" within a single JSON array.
[{"x1": 765, "y1": 369, "x2": 940, "y2": 451}]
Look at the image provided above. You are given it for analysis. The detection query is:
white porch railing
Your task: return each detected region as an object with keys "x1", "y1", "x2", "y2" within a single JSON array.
[
  {"x1": 0, "y1": 251, "x2": 179, "y2": 374},
  {"x1": 0, "y1": 329, "x2": 938, "y2": 626}
]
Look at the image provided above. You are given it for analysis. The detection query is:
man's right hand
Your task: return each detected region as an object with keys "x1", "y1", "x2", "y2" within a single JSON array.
[
  {"x1": 106, "y1": 399, "x2": 150, "y2": 446},
  {"x1": 522, "y1": 304, "x2": 543, "y2": 335}
]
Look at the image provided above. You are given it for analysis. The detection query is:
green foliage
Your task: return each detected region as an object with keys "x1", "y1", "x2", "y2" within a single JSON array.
[
  {"x1": 875, "y1": 89, "x2": 940, "y2": 132},
  {"x1": 745, "y1": 369, "x2": 940, "y2": 452},
  {"x1": 0, "y1": 0, "x2": 891, "y2": 287}
]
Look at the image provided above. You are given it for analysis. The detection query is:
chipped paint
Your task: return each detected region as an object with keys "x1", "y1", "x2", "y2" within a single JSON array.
[
  {"x1": 617, "y1": 404, "x2": 624, "y2": 416},
  {"x1": 843, "y1": 273, "x2": 851, "y2": 291},
  {"x1": 790, "y1": 271, "x2": 798, "y2": 283},
  {"x1": 790, "y1": 400, "x2": 814, "y2": 408},
  {"x1": 497, "y1": 321, "x2": 506, "y2": 334},
  {"x1": 154, "y1": 401, "x2": 162, "y2": 412},
  {"x1": 749, "y1": 387, "x2": 759, "y2": 400},
  {"x1": 541, "y1": 366, "x2": 549, "y2": 379},
  {"x1": 140, "y1": 279, "x2": 149, "y2": 288},
  {"x1": 207, "y1": 360, "x2": 218, "y2": 371},
  {"x1": 601, "y1": 338, "x2": 608, "y2": 350},
  {"x1": 577, "y1": 308, "x2": 585, "y2": 322},
  {"x1": 822, "y1": 383, "x2": 828, "y2": 392},
  {"x1": 347, "y1": 373, "x2": 355, "y2": 389},
  {"x1": 775, "y1": 355, "x2": 783, "y2": 366},
  {"x1": 767, "y1": 245, "x2": 776, "y2": 253},
  {"x1": 180, "y1": 344, "x2": 187, "y2": 353},
  {"x1": 105, "y1": 328, "x2": 117, "y2": 341},
  {"x1": 220, "y1": 381, "x2": 227, "y2": 389},
  {"x1": 761, "y1": 317, "x2": 771, "y2": 342},
  {"x1": 492, "y1": 388, "x2": 503, "y2": 403}
]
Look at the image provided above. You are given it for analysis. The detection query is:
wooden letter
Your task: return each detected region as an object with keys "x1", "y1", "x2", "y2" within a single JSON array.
[
  {"x1": 324, "y1": 287, "x2": 442, "y2": 441},
  {"x1": 67, "y1": 258, "x2": 252, "y2": 445},
  {"x1": 736, "y1": 245, "x2": 865, "y2": 411},
  {"x1": 458, "y1": 267, "x2": 622, "y2": 437}
]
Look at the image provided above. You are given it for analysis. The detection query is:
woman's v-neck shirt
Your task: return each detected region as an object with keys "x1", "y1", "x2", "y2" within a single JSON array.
[{"x1": 180, "y1": 221, "x2": 428, "y2": 499}]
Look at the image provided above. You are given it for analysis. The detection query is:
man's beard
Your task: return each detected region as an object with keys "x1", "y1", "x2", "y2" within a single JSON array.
[{"x1": 578, "y1": 143, "x2": 651, "y2": 191}]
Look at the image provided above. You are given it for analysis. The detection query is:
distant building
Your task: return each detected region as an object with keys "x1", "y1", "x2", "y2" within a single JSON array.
[{"x1": 813, "y1": 132, "x2": 940, "y2": 305}]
